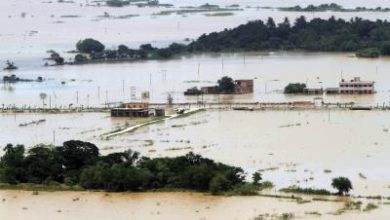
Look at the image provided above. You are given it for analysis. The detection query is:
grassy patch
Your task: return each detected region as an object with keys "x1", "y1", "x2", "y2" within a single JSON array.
[
  {"x1": 280, "y1": 186, "x2": 331, "y2": 195},
  {"x1": 0, "y1": 183, "x2": 83, "y2": 192},
  {"x1": 204, "y1": 12, "x2": 234, "y2": 16},
  {"x1": 363, "y1": 203, "x2": 379, "y2": 212}
]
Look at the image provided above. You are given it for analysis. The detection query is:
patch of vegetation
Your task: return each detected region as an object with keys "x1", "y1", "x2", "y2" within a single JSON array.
[
  {"x1": 356, "y1": 48, "x2": 380, "y2": 58},
  {"x1": 305, "y1": 211, "x2": 321, "y2": 216},
  {"x1": 51, "y1": 16, "x2": 390, "y2": 67},
  {"x1": 332, "y1": 177, "x2": 353, "y2": 195},
  {"x1": 284, "y1": 83, "x2": 306, "y2": 94},
  {"x1": 106, "y1": 0, "x2": 130, "y2": 7},
  {"x1": 343, "y1": 200, "x2": 362, "y2": 210},
  {"x1": 279, "y1": 3, "x2": 390, "y2": 12},
  {"x1": 60, "y1": 15, "x2": 81, "y2": 18},
  {"x1": 204, "y1": 12, "x2": 234, "y2": 16},
  {"x1": 280, "y1": 186, "x2": 331, "y2": 195},
  {"x1": 187, "y1": 16, "x2": 390, "y2": 58},
  {"x1": 0, "y1": 141, "x2": 256, "y2": 194},
  {"x1": 363, "y1": 203, "x2": 379, "y2": 212}
]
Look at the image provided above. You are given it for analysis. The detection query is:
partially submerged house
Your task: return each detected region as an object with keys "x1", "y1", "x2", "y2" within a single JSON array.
[
  {"x1": 303, "y1": 88, "x2": 323, "y2": 95},
  {"x1": 111, "y1": 102, "x2": 165, "y2": 117},
  {"x1": 190, "y1": 79, "x2": 254, "y2": 95},
  {"x1": 234, "y1": 79, "x2": 254, "y2": 94},
  {"x1": 339, "y1": 77, "x2": 375, "y2": 94}
]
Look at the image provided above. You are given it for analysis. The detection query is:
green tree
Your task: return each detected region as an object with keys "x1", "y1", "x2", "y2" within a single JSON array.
[
  {"x1": 284, "y1": 83, "x2": 306, "y2": 94},
  {"x1": 74, "y1": 54, "x2": 88, "y2": 63},
  {"x1": 381, "y1": 42, "x2": 390, "y2": 55},
  {"x1": 157, "y1": 48, "x2": 173, "y2": 58},
  {"x1": 252, "y1": 172, "x2": 262, "y2": 185},
  {"x1": 217, "y1": 76, "x2": 235, "y2": 94},
  {"x1": 0, "y1": 144, "x2": 26, "y2": 184},
  {"x1": 332, "y1": 177, "x2": 353, "y2": 195},
  {"x1": 76, "y1": 38, "x2": 105, "y2": 53},
  {"x1": 209, "y1": 174, "x2": 231, "y2": 195}
]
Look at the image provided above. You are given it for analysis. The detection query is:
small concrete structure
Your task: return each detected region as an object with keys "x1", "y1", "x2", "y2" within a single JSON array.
[
  {"x1": 122, "y1": 102, "x2": 149, "y2": 109},
  {"x1": 154, "y1": 108, "x2": 165, "y2": 117},
  {"x1": 111, "y1": 108, "x2": 149, "y2": 117},
  {"x1": 111, "y1": 102, "x2": 150, "y2": 117},
  {"x1": 199, "y1": 79, "x2": 254, "y2": 95}
]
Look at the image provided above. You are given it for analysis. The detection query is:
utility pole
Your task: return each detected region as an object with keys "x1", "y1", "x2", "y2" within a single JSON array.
[
  {"x1": 197, "y1": 63, "x2": 200, "y2": 80},
  {"x1": 87, "y1": 94, "x2": 90, "y2": 108},
  {"x1": 76, "y1": 91, "x2": 79, "y2": 105}
]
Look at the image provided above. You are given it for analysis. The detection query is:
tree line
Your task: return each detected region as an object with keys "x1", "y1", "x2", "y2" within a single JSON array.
[
  {"x1": 188, "y1": 16, "x2": 390, "y2": 58},
  {"x1": 0, "y1": 140, "x2": 353, "y2": 195},
  {"x1": 0, "y1": 140, "x2": 250, "y2": 194},
  {"x1": 63, "y1": 16, "x2": 390, "y2": 65}
]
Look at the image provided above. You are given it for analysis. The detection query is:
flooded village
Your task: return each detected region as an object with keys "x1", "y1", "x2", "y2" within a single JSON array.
[{"x1": 2, "y1": 0, "x2": 390, "y2": 220}]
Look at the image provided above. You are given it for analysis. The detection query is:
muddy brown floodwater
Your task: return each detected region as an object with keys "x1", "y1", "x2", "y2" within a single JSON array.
[{"x1": 1, "y1": 190, "x2": 390, "y2": 220}]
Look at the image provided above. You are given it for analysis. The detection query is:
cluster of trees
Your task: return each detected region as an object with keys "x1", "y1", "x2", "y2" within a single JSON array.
[
  {"x1": 72, "y1": 39, "x2": 187, "y2": 64},
  {"x1": 106, "y1": 0, "x2": 130, "y2": 7},
  {"x1": 217, "y1": 76, "x2": 235, "y2": 94},
  {"x1": 279, "y1": 3, "x2": 344, "y2": 12},
  {"x1": 46, "y1": 50, "x2": 65, "y2": 65},
  {"x1": 0, "y1": 141, "x2": 253, "y2": 194},
  {"x1": 279, "y1": 3, "x2": 390, "y2": 12},
  {"x1": 0, "y1": 141, "x2": 354, "y2": 196},
  {"x1": 187, "y1": 16, "x2": 390, "y2": 57},
  {"x1": 284, "y1": 83, "x2": 306, "y2": 94},
  {"x1": 281, "y1": 177, "x2": 353, "y2": 196},
  {"x1": 49, "y1": 16, "x2": 390, "y2": 66}
]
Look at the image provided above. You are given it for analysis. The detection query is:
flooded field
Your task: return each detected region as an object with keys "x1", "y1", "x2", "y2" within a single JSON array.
[
  {"x1": 1, "y1": 52, "x2": 390, "y2": 107},
  {"x1": 1, "y1": 110, "x2": 390, "y2": 197},
  {"x1": 2, "y1": 190, "x2": 390, "y2": 220},
  {"x1": 2, "y1": 0, "x2": 390, "y2": 219}
]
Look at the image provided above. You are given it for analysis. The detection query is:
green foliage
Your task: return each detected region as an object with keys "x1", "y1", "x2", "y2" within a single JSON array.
[
  {"x1": 188, "y1": 16, "x2": 390, "y2": 56},
  {"x1": 47, "y1": 50, "x2": 64, "y2": 65},
  {"x1": 280, "y1": 186, "x2": 331, "y2": 195},
  {"x1": 356, "y1": 48, "x2": 380, "y2": 58},
  {"x1": 106, "y1": 0, "x2": 130, "y2": 7},
  {"x1": 217, "y1": 76, "x2": 235, "y2": 94},
  {"x1": 74, "y1": 54, "x2": 88, "y2": 63},
  {"x1": 363, "y1": 203, "x2": 379, "y2": 212},
  {"x1": 0, "y1": 144, "x2": 25, "y2": 184},
  {"x1": 76, "y1": 38, "x2": 105, "y2": 53},
  {"x1": 332, "y1": 177, "x2": 353, "y2": 195},
  {"x1": 156, "y1": 48, "x2": 173, "y2": 58},
  {"x1": 209, "y1": 174, "x2": 232, "y2": 195},
  {"x1": 184, "y1": 87, "x2": 202, "y2": 95},
  {"x1": 284, "y1": 83, "x2": 306, "y2": 94},
  {"x1": 252, "y1": 172, "x2": 262, "y2": 185},
  {"x1": 380, "y1": 42, "x2": 390, "y2": 55},
  {"x1": 0, "y1": 142, "x2": 245, "y2": 194}
]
